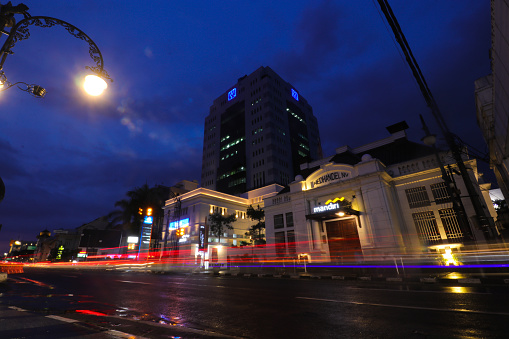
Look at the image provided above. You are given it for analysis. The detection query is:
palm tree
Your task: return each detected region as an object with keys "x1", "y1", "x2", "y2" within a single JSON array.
[{"x1": 109, "y1": 184, "x2": 170, "y2": 237}]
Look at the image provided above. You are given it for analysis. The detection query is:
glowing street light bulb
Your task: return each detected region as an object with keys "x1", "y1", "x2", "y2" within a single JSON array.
[{"x1": 83, "y1": 74, "x2": 107, "y2": 96}]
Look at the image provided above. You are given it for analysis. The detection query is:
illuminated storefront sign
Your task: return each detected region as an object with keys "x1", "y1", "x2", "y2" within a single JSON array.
[
  {"x1": 313, "y1": 203, "x2": 340, "y2": 213},
  {"x1": 178, "y1": 234, "x2": 190, "y2": 243},
  {"x1": 143, "y1": 216, "x2": 153, "y2": 224},
  {"x1": 127, "y1": 237, "x2": 139, "y2": 250},
  {"x1": 77, "y1": 251, "x2": 87, "y2": 258},
  {"x1": 313, "y1": 197, "x2": 344, "y2": 214},
  {"x1": 127, "y1": 236, "x2": 139, "y2": 244},
  {"x1": 311, "y1": 171, "x2": 350, "y2": 188},
  {"x1": 169, "y1": 218, "x2": 189, "y2": 230}
]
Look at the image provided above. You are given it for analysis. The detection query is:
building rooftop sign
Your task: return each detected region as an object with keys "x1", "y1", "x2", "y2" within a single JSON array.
[
  {"x1": 291, "y1": 88, "x2": 299, "y2": 101},
  {"x1": 228, "y1": 88, "x2": 237, "y2": 101}
]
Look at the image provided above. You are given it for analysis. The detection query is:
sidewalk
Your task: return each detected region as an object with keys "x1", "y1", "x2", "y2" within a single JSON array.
[
  {"x1": 0, "y1": 304, "x2": 119, "y2": 339},
  {"x1": 213, "y1": 269, "x2": 509, "y2": 286},
  {"x1": 204, "y1": 259, "x2": 509, "y2": 286},
  {"x1": 0, "y1": 303, "x2": 239, "y2": 339}
]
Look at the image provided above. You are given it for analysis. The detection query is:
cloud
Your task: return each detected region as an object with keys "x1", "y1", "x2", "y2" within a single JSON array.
[
  {"x1": 0, "y1": 144, "x2": 202, "y2": 251},
  {"x1": 0, "y1": 138, "x2": 28, "y2": 179},
  {"x1": 272, "y1": 1, "x2": 345, "y2": 81}
]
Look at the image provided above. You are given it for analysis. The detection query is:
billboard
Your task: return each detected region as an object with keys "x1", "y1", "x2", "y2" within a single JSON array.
[{"x1": 169, "y1": 218, "x2": 189, "y2": 230}]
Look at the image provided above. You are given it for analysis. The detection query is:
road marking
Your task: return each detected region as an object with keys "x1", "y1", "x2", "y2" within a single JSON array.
[
  {"x1": 116, "y1": 280, "x2": 152, "y2": 285},
  {"x1": 296, "y1": 296, "x2": 509, "y2": 316},
  {"x1": 46, "y1": 316, "x2": 144, "y2": 339},
  {"x1": 45, "y1": 315, "x2": 79, "y2": 323},
  {"x1": 105, "y1": 329, "x2": 147, "y2": 339},
  {"x1": 8, "y1": 306, "x2": 27, "y2": 312},
  {"x1": 346, "y1": 286, "x2": 491, "y2": 294}
]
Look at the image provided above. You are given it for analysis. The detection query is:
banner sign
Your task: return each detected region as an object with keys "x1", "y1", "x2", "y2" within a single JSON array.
[{"x1": 198, "y1": 224, "x2": 207, "y2": 251}]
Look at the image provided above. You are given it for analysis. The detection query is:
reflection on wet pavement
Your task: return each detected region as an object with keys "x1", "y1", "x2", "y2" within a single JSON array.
[
  {"x1": 1, "y1": 276, "x2": 183, "y2": 330},
  {"x1": 442, "y1": 272, "x2": 468, "y2": 280}
]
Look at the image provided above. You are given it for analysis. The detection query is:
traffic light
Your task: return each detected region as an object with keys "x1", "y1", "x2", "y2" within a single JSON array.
[
  {"x1": 146, "y1": 208, "x2": 152, "y2": 216},
  {"x1": 138, "y1": 208, "x2": 143, "y2": 215},
  {"x1": 176, "y1": 228, "x2": 185, "y2": 237}
]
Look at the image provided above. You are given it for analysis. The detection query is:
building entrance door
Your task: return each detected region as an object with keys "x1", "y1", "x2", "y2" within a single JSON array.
[{"x1": 325, "y1": 218, "x2": 362, "y2": 261}]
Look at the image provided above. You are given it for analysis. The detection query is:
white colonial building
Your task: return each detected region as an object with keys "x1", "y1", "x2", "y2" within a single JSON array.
[
  {"x1": 264, "y1": 122, "x2": 498, "y2": 263},
  {"x1": 162, "y1": 184, "x2": 283, "y2": 268}
]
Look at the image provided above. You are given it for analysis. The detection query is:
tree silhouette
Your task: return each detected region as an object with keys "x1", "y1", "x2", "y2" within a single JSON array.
[
  {"x1": 208, "y1": 211, "x2": 236, "y2": 243},
  {"x1": 245, "y1": 205, "x2": 265, "y2": 245}
]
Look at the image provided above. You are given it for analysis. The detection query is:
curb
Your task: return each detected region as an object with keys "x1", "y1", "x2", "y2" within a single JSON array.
[{"x1": 214, "y1": 271, "x2": 509, "y2": 285}]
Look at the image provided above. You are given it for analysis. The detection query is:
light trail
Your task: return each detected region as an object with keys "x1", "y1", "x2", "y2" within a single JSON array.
[{"x1": 7, "y1": 239, "x2": 508, "y2": 271}]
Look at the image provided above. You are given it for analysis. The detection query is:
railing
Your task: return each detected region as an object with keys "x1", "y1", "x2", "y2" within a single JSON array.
[{"x1": 0, "y1": 263, "x2": 24, "y2": 274}]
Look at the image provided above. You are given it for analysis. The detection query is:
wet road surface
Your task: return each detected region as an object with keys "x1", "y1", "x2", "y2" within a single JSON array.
[{"x1": 1, "y1": 267, "x2": 509, "y2": 338}]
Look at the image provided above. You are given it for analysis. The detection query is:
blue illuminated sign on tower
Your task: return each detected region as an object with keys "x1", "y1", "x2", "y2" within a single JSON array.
[
  {"x1": 139, "y1": 216, "x2": 153, "y2": 258},
  {"x1": 291, "y1": 88, "x2": 299, "y2": 101},
  {"x1": 228, "y1": 88, "x2": 237, "y2": 101}
]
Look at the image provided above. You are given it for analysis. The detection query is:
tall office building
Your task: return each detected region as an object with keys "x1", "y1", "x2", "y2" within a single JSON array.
[{"x1": 202, "y1": 66, "x2": 322, "y2": 195}]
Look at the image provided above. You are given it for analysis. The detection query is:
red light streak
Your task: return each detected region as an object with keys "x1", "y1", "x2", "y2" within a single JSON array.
[
  {"x1": 16, "y1": 277, "x2": 53, "y2": 288},
  {"x1": 6, "y1": 237, "x2": 507, "y2": 271},
  {"x1": 75, "y1": 310, "x2": 107, "y2": 316}
]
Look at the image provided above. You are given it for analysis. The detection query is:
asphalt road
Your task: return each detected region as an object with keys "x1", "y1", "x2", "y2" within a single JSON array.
[{"x1": 1, "y1": 268, "x2": 509, "y2": 338}]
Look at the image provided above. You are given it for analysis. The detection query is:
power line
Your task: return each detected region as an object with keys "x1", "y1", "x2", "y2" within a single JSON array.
[{"x1": 376, "y1": 0, "x2": 498, "y2": 240}]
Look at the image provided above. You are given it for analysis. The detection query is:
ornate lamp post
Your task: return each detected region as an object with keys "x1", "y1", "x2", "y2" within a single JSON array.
[
  {"x1": 0, "y1": 1, "x2": 113, "y2": 97},
  {"x1": 0, "y1": 1, "x2": 113, "y2": 206}
]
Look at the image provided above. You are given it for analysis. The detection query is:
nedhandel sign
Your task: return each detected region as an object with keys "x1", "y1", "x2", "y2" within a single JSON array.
[{"x1": 311, "y1": 171, "x2": 350, "y2": 188}]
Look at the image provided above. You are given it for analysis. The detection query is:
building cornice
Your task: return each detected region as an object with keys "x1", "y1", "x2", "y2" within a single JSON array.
[{"x1": 165, "y1": 187, "x2": 249, "y2": 207}]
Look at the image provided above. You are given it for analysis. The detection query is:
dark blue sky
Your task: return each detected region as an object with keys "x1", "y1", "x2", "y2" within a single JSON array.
[{"x1": 0, "y1": 0, "x2": 492, "y2": 252}]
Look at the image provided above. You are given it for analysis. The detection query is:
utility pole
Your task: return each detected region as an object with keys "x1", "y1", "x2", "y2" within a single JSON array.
[
  {"x1": 377, "y1": 0, "x2": 498, "y2": 241},
  {"x1": 420, "y1": 115, "x2": 474, "y2": 242}
]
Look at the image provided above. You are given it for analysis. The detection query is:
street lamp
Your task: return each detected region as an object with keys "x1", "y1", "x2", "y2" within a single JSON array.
[{"x1": 0, "y1": 1, "x2": 112, "y2": 98}]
